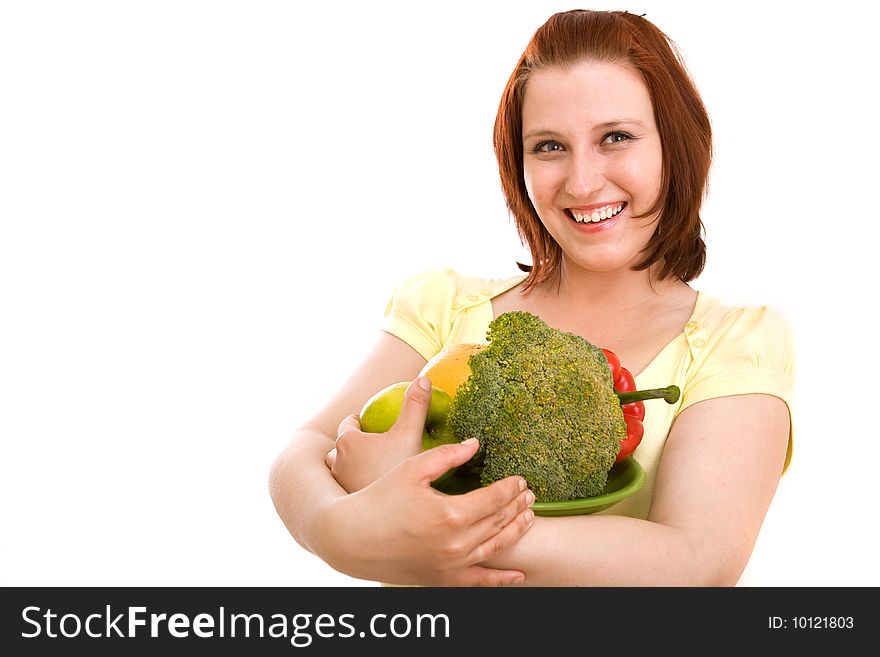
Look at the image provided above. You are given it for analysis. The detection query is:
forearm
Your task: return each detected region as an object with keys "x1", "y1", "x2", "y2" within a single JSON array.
[
  {"x1": 268, "y1": 428, "x2": 346, "y2": 558},
  {"x1": 487, "y1": 514, "x2": 733, "y2": 586}
]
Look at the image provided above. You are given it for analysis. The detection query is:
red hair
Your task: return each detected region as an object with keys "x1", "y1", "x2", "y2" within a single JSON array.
[{"x1": 494, "y1": 10, "x2": 712, "y2": 292}]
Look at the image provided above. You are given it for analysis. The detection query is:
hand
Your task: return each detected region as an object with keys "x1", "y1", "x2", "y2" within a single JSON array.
[
  {"x1": 325, "y1": 376, "x2": 428, "y2": 492},
  {"x1": 318, "y1": 438, "x2": 536, "y2": 586}
]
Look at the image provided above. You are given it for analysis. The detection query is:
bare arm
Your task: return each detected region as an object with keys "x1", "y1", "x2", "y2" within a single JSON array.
[
  {"x1": 268, "y1": 331, "x2": 534, "y2": 586},
  {"x1": 268, "y1": 331, "x2": 425, "y2": 554},
  {"x1": 482, "y1": 393, "x2": 790, "y2": 585}
]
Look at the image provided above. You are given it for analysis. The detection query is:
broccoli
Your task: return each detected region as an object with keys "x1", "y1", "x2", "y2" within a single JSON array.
[{"x1": 448, "y1": 311, "x2": 625, "y2": 502}]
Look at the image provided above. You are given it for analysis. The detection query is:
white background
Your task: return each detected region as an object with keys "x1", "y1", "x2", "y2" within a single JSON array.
[{"x1": 1, "y1": 0, "x2": 877, "y2": 586}]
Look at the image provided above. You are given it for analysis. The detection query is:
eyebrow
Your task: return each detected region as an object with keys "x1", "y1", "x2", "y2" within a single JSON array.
[
  {"x1": 523, "y1": 119, "x2": 647, "y2": 141},
  {"x1": 598, "y1": 119, "x2": 647, "y2": 130},
  {"x1": 522, "y1": 129, "x2": 562, "y2": 141}
]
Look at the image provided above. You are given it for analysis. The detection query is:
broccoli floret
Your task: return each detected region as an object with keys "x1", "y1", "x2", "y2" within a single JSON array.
[{"x1": 448, "y1": 311, "x2": 625, "y2": 502}]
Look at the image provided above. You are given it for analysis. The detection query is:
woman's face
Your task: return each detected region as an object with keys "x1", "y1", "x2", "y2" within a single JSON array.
[{"x1": 521, "y1": 60, "x2": 663, "y2": 276}]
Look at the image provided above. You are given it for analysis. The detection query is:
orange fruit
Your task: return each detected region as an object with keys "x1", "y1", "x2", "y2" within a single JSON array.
[{"x1": 419, "y1": 343, "x2": 486, "y2": 398}]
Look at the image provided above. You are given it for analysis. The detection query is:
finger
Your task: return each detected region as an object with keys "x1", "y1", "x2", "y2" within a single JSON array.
[
  {"x1": 455, "y1": 474, "x2": 528, "y2": 523},
  {"x1": 337, "y1": 413, "x2": 361, "y2": 438},
  {"x1": 390, "y1": 376, "x2": 433, "y2": 439},
  {"x1": 449, "y1": 565, "x2": 525, "y2": 587},
  {"x1": 466, "y1": 494, "x2": 535, "y2": 564},
  {"x1": 325, "y1": 448, "x2": 337, "y2": 469},
  {"x1": 407, "y1": 437, "x2": 480, "y2": 484},
  {"x1": 468, "y1": 486, "x2": 534, "y2": 543}
]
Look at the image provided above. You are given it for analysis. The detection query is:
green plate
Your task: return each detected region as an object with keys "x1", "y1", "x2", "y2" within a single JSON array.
[{"x1": 433, "y1": 457, "x2": 645, "y2": 517}]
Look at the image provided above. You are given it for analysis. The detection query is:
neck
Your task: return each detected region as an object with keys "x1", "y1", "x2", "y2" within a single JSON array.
[{"x1": 534, "y1": 259, "x2": 682, "y2": 317}]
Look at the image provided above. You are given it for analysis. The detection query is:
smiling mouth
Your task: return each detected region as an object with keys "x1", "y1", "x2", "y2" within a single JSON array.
[{"x1": 565, "y1": 202, "x2": 627, "y2": 224}]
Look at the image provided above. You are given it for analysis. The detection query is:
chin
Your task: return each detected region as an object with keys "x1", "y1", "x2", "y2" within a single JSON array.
[{"x1": 563, "y1": 251, "x2": 639, "y2": 275}]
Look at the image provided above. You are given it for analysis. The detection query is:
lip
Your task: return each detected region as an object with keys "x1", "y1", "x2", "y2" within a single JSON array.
[
  {"x1": 565, "y1": 202, "x2": 627, "y2": 233},
  {"x1": 567, "y1": 201, "x2": 627, "y2": 213}
]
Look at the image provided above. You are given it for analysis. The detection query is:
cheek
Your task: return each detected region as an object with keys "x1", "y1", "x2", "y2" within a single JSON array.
[
  {"x1": 523, "y1": 166, "x2": 556, "y2": 210},
  {"x1": 523, "y1": 167, "x2": 539, "y2": 206},
  {"x1": 618, "y1": 151, "x2": 663, "y2": 210},
  {"x1": 523, "y1": 177, "x2": 543, "y2": 223},
  {"x1": 647, "y1": 154, "x2": 663, "y2": 199}
]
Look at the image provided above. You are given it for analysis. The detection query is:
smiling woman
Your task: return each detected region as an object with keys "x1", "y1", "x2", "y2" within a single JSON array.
[
  {"x1": 495, "y1": 10, "x2": 711, "y2": 291},
  {"x1": 519, "y1": 62, "x2": 664, "y2": 275},
  {"x1": 269, "y1": 9, "x2": 795, "y2": 587}
]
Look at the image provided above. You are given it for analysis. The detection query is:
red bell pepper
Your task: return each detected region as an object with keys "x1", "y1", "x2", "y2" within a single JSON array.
[{"x1": 601, "y1": 348, "x2": 680, "y2": 464}]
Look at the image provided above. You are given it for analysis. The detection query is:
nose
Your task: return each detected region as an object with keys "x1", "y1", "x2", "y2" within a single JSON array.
[{"x1": 564, "y1": 149, "x2": 606, "y2": 199}]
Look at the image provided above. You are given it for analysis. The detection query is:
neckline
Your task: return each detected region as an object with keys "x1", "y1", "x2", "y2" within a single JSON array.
[
  {"x1": 485, "y1": 279, "x2": 711, "y2": 382},
  {"x1": 633, "y1": 290, "x2": 712, "y2": 381}
]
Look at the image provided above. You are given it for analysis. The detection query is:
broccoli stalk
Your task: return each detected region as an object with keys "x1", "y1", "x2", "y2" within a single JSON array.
[
  {"x1": 448, "y1": 311, "x2": 627, "y2": 502},
  {"x1": 616, "y1": 386, "x2": 680, "y2": 405}
]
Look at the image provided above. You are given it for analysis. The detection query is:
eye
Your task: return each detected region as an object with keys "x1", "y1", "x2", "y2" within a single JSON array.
[
  {"x1": 529, "y1": 140, "x2": 565, "y2": 154},
  {"x1": 602, "y1": 131, "x2": 635, "y2": 145}
]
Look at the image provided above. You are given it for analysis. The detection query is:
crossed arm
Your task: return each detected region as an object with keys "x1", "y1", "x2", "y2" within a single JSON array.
[
  {"x1": 480, "y1": 392, "x2": 790, "y2": 585},
  {"x1": 269, "y1": 331, "x2": 790, "y2": 586}
]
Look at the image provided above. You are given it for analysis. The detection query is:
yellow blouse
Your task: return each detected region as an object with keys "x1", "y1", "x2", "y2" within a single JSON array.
[{"x1": 382, "y1": 267, "x2": 795, "y2": 519}]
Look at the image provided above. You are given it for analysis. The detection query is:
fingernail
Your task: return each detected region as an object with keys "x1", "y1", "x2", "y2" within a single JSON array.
[
  {"x1": 525, "y1": 509, "x2": 534, "y2": 525},
  {"x1": 518, "y1": 477, "x2": 527, "y2": 491},
  {"x1": 511, "y1": 574, "x2": 525, "y2": 585},
  {"x1": 461, "y1": 437, "x2": 477, "y2": 446},
  {"x1": 526, "y1": 490, "x2": 535, "y2": 505},
  {"x1": 416, "y1": 376, "x2": 432, "y2": 392}
]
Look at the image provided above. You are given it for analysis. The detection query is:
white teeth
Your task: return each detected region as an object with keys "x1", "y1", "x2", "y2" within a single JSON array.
[{"x1": 570, "y1": 203, "x2": 624, "y2": 223}]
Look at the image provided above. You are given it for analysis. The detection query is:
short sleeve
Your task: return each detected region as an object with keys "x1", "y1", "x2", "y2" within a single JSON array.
[
  {"x1": 680, "y1": 305, "x2": 796, "y2": 471},
  {"x1": 381, "y1": 267, "x2": 527, "y2": 361},
  {"x1": 382, "y1": 267, "x2": 460, "y2": 360},
  {"x1": 680, "y1": 305, "x2": 795, "y2": 410}
]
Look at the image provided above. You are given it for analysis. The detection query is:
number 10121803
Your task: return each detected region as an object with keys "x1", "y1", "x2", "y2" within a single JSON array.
[{"x1": 769, "y1": 616, "x2": 854, "y2": 629}]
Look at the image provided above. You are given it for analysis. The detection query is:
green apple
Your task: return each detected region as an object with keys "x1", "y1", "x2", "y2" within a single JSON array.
[{"x1": 359, "y1": 381, "x2": 459, "y2": 482}]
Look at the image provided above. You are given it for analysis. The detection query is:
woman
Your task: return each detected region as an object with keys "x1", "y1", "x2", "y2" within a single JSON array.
[{"x1": 269, "y1": 10, "x2": 794, "y2": 586}]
